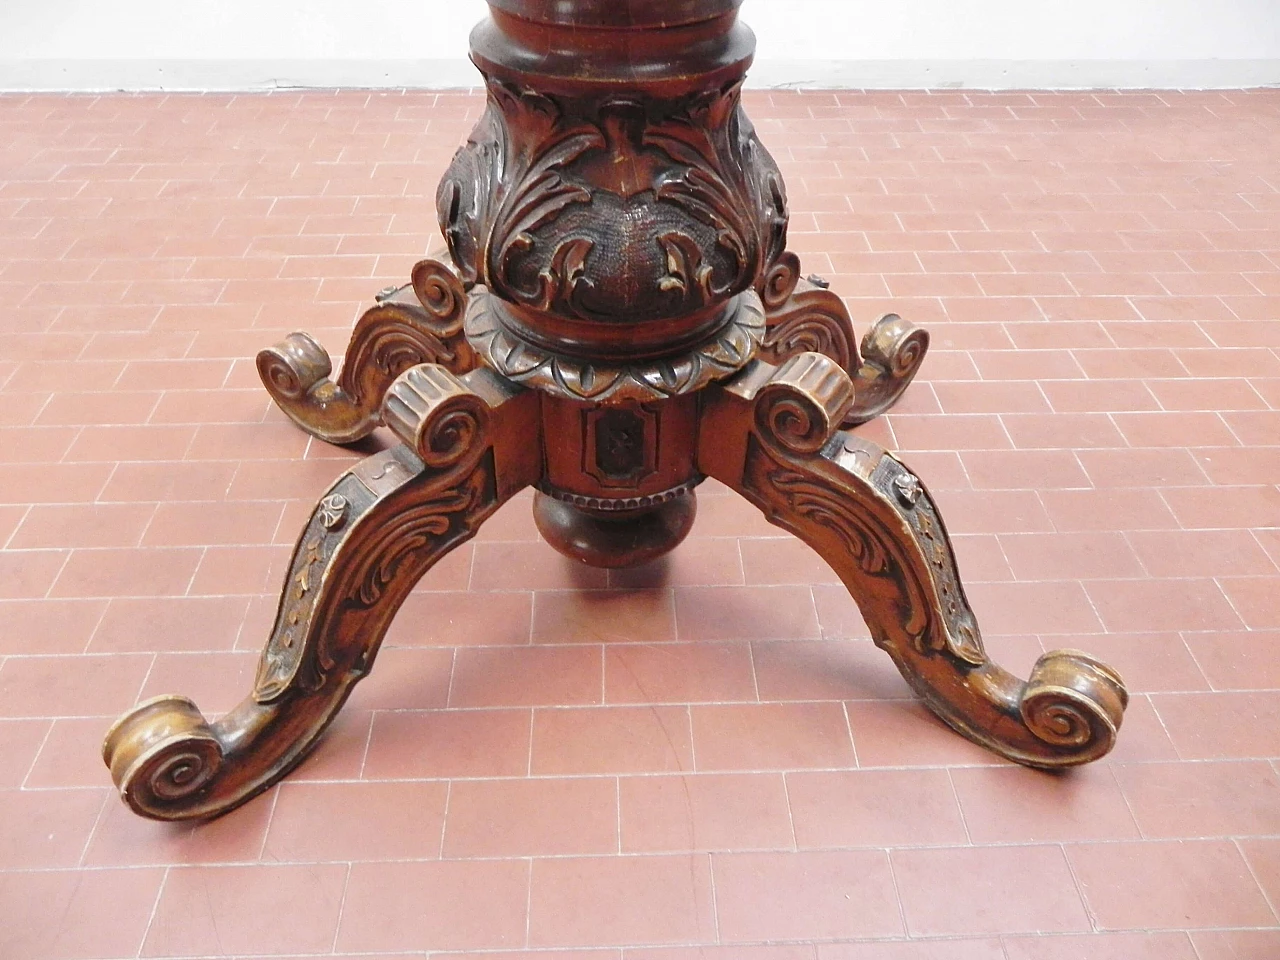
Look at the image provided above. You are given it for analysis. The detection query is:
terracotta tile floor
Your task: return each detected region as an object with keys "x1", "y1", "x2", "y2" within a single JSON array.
[{"x1": 1, "y1": 88, "x2": 1280, "y2": 958}]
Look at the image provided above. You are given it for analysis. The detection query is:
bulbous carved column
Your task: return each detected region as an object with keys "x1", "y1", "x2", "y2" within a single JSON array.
[
  {"x1": 440, "y1": 0, "x2": 928, "y2": 428},
  {"x1": 436, "y1": 0, "x2": 788, "y2": 565}
]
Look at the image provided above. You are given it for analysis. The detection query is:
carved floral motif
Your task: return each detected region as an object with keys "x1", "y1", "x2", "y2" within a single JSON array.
[
  {"x1": 464, "y1": 287, "x2": 766, "y2": 403},
  {"x1": 254, "y1": 455, "x2": 497, "y2": 703},
  {"x1": 255, "y1": 258, "x2": 477, "y2": 445},
  {"x1": 747, "y1": 439, "x2": 985, "y2": 668},
  {"x1": 438, "y1": 77, "x2": 788, "y2": 323}
]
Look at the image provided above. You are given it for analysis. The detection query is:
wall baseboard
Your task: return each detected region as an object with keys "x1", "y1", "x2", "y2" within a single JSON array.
[
  {"x1": 1, "y1": 58, "x2": 1278, "y2": 92},
  {"x1": 0, "y1": 59, "x2": 481, "y2": 92},
  {"x1": 749, "y1": 59, "x2": 1280, "y2": 90}
]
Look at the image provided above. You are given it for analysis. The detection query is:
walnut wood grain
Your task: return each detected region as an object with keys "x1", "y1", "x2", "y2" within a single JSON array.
[
  {"x1": 103, "y1": 366, "x2": 539, "y2": 819},
  {"x1": 106, "y1": 0, "x2": 1128, "y2": 822},
  {"x1": 256, "y1": 258, "x2": 476, "y2": 444},
  {"x1": 699, "y1": 354, "x2": 1128, "y2": 768}
]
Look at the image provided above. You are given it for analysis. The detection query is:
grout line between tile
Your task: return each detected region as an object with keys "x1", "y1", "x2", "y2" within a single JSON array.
[
  {"x1": 779, "y1": 772, "x2": 799, "y2": 852},
  {"x1": 525, "y1": 707, "x2": 535, "y2": 778},
  {"x1": 684, "y1": 704, "x2": 697, "y2": 774},
  {"x1": 1058, "y1": 840, "x2": 1099, "y2": 933},
  {"x1": 136, "y1": 863, "x2": 170, "y2": 959},
  {"x1": 18, "y1": 716, "x2": 58, "y2": 791},
  {"x1": 523, "y1": 856, "x2": 533, "y2": 950},
  {"x1": 1235, "y1": 838, "x2": 1280, "y2": 926},
  {"x1": 1211, "y1": 575, "x2": 1253, "y2": 632},
  {"x1": 326, "y1": 861, "x2": 353, "y2": 955},
  {"x1": 613, "y1": 775, "x2": 622, "y2": 856},
  {"x1": 705, "y1": 849, "x2": 722, "y2": 945},
  {"x1": 884, "y1": 846, "x2": 912, "y2": 939},
  {"x1": 249, "y1": 782, "x2": 282, "y2": 861},
  {"x1": 39, "y1": 546, "x2": 74, "y2": 603},
  {"x1": 355, "y1": 708, "x2": 377, "y2": 780},
  {"x1": 945, "y1": 769, "x2": 974, "y2": 846}
]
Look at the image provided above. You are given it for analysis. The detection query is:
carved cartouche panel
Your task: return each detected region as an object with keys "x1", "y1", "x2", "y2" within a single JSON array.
[{"x1": 438, "y1": 77, "x2": 788, "y2": 343}]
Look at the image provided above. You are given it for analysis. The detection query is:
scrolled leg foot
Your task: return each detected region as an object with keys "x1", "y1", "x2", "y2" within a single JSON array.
[
  {"x1": 846, "y1": 313, "x2": 929, "y2": 426},
  {"x1": 103, "y1": 695, "x2": 223, "y2": 820},
  {"x1": 700, "y1": 354, "x2": 1128, "y2": 768},
  {"x1": 103, "y1": 364, "x2": 540, "y2": 820},
  {"x1": 1019, "y1": 650, "x2": 1128, "y2": 761},
  {"x1": 758, "y1": 259, "x2": 928, "y2": 427},
  {"x1": 257, "y1": 330, "x2": 333, "y2": 399},
  {"x1": 257, "y1": 257, "x2": 477, "y2": 445}
]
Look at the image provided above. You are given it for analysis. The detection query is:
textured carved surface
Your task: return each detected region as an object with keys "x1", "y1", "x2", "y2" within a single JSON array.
[
  {"x1": 102, "y1": 365, "x2": 540, "y2": 820},
  {"x1": 257, "y1": 258, "x2": 477, "y2": 445},
  {"x1": 466, "y1": 287, "x2": 766, "y2": 402},
  {"x1": 107, "y1": 0, "x2": 1098, "y2": 825},
  {"x1": 759, "y1": 275, "x2": 857, "y2": 376},
  {"x1": 759, "y1": 272, "x2": 930, "y2": 428},
  {"x1": 848, "y1": 313, "x2": 931, "y2": 426},
  {"x1": 701, "y1": 356, "x2": 1129, "y2": 768},
  {"x1": 439, "y1": 78, "x2": 786, "y2": 328}
]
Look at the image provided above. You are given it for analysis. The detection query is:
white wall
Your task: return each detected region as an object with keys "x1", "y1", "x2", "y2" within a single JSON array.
[{"x1": 2, "y1": 0, "x2": 1279, "y2": 90}]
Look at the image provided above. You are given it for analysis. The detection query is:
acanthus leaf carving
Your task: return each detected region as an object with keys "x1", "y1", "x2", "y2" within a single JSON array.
[
  {"x1": 645, "y1": 82, "x2": 760, "y2": 301},
  {"x1": 483, "y1": 84, "x2": 605, "y2": 312},
  {"x1": 747, "y1": 436, "x2": 984, "y2": 668},
  {"x1": 349, "y1": 466, "x2": 491, "y2": 611},
  {"x1": 657, "y1": 230, "x2": 718, "y2": 308},
  {"x1": 438, "y1": 75, "x2": 790, "y2": 324},
  {"x1": 465, "y1": 287, "x2": 766, "y2": 403},
  {"x1": 529, "y1": 235, "x2": 596, "y2": 315},
  {"x1": 438, "y1": 104, "x2": 507, "y2": 287},
  {"x1": 254, "y1": 456, "x2": 496, "y2": 704}
]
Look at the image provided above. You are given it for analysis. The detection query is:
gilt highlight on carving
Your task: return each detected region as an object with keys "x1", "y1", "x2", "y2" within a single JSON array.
[{"x1": 104, "y1": 0, "x2": 1127, "y2": 821}]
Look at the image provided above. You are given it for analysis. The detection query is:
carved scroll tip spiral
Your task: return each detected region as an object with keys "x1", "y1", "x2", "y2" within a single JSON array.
[
  {"x1": 842, "y1": 314, "x2": 930, "y2": 427},
  {"x1": 102, "y1": 695, "x2": 225, "y2": 821},
  {"x1": 756, "y1": 352, "x2": 855, "y2": 454},
  {"x1": 256, "y1": 331, "x2": 333, "y2": 402},
  {"x1": 861, "y1": 313, "x2": 929, "y2": 379},
  {"x1": 382, "y1": 364, "x2": 489, "y2": 468},
  {"x1": 761, "y1": 251, "x2": 801, "y2": 310},
  {"x1": 1019, "y1": 649, "x2": 1128, "y2": 767},
  {"x1": 410, "y1": 257, "x2": 469, "y2": 336}
]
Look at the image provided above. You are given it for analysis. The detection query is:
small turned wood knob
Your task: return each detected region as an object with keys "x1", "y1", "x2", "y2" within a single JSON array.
[{"x1": 533, "y1": 491, "x2": 697, "y2": 569}]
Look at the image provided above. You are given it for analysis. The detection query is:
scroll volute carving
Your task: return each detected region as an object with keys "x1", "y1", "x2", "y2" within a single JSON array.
[{"x1": 437, "y1": 77, "x2": 790, "y2": 326}]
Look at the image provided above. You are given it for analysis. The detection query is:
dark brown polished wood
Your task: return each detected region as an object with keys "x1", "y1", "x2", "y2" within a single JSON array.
[{"x1": 103, "y1": 0, "x2": 1127, "y2": 821}]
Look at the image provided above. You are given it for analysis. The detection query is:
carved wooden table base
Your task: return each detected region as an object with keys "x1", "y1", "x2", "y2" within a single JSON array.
[{"x1": 103, "y1": 0, "x2": 1127, "y2": 821}]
